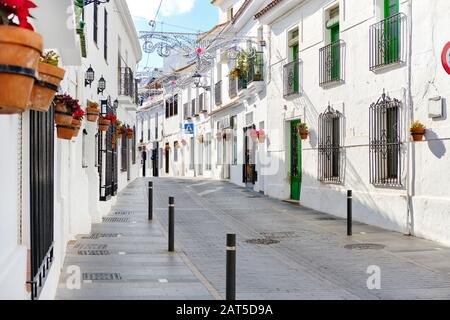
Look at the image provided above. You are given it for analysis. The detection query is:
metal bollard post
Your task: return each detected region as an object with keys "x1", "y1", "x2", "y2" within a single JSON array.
[
  {"x1": 148, "y1": 181, "x2": 153, "y2": 221},
  {"x1": 168, "y1": 197, "x2": 175, "y2": 252},
  {"x1": 226, "y1": 233, "x2": 236, "y2": 300},
  {"x1": 347, "y1": 190, "x2": 352, "y2": 236}
]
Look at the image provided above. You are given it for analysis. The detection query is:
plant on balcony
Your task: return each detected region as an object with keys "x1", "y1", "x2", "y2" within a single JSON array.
[
  {"x1": 72, "y1": 108, "x2": 85, "y2": 138},
  {"x1": 410, "y1": 120, "x2": 426, "y2": 142},
  {"x1": 257, "y1": 129, "x2": 266, "y2": 143},
  {"x1": 229, "y1": 67, "x2": 241, "y2": 79},
  {"x1": 0, "y1": 0, "x2": 43, "y2": 114},
  {"x1": 298, "y1": 122, "x2": 309, "y2": 140},
  {"x1": 237, "y1": 51, "x2": 250, "y2": 76},
  {"x1": 86, "y1": 100, "x2": 100, "y2": 122},
  {"x1": 29, "y1": 51, "x2": 66, "y2": 112},
  {"x1": 127, "y1": 127, "x2": 134, "y2": 139},
  {"x1": 98, "y1": 113, "x2": 115, "y2": 132},
  {"x1": 54, "y1": 94, "x2": 79, "y2": 125}
]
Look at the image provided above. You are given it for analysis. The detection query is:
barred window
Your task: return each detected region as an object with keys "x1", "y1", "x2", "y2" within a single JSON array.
[
  {"x1": 318, "y1": 106, "x2": 344, "y2": 183},
  {"x1": 369, "y1": 93, "x2": 402, "y2": 187}
]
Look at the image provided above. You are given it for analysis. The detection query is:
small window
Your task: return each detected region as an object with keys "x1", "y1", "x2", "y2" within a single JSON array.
[
  {"x1": 369, "y1": 93, "x2": 402, "y2": 187},
  {"x1": 318, "y1": 106, "x2": 344, "y2": 183},
  {"x1": 104, "y1": 9, "x2": 108, "y2": 61},
  {"x1": 93, "y1": 1, "x2": 98, "y2": 44}
]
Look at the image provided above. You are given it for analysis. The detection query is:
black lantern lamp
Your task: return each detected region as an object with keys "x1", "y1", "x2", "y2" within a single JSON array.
[
  {"x1": 84, "y1": 0, "x2": 110, "y2": 5},
  {"x1": 192, "y1": 71, "x2": 202, "y2": 87},
  {"x1": 85, "y1": 65, "x2": 95, "y2": 87},
  {"x1": 97, "y1": 76, "x2": 106, "y2": 94},
  {"x1": 113, "y1": 98, "x2": 119, "y2": 109}
]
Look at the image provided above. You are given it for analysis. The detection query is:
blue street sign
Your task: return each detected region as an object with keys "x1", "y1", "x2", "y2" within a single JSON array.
[{"x1": 184, "y1": 123, "x2": 194, "y2": 135}]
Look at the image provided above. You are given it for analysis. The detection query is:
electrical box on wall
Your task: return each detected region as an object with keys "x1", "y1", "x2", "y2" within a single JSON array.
[{"x1": 428, "y1": 96, "x2": 444, "y2": 118}]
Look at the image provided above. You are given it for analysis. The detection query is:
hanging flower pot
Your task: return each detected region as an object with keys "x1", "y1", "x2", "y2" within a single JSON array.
[
  {"x1": 98, "y1": 118, "x2": 111, "y2": 131},
  {"x1": 71, "y1": 108, "x2": 85, "y2": 138},
  {"x1": 175, "y1": 141, "x2": 182, "y2": 149},
  {"x1": 197, "y1": 135, "x2": 204, "y2": 144},
  {"x1": 257, "y1": 129, "x2": 266, "y2": 143},
  {"x1": 86, "y1": 100, "x2": 100, "y2": 122},
  {"x1": 298, "y1": 123, "x2": 309, "y2": 140},
  {"x1": 54, "y1": 94, "x2": 80, "y2": 125},
  {"x1": 127, "y1": 128, "x2": 134, "y2": 139},
  {"x1": 29, "y1": 51, "x2": 66, "y2": 112},
  {"x1": 410, "y1": 120, "x2": 426, "y2": 142},
  {"x1": 56, "y1": 124, "x2": 76, "y2": 140},
  {"x1": 181, "y1": 139, "x2": 187, "y2": 146},
  {"x1": 165, "y1": 144, "x2": 171, "y2": 151},
  {"x1": 0, "y1": 23, "x2": 43, "y2": 114},
  {"x1": 216, "y1": 132, "x2": 223, "y2": 141}
]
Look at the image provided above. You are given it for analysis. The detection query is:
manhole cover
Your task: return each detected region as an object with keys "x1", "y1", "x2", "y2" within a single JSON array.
[
  {"x1": 316, "y1": 217, "x2": 339, "y2": 221},
  {"x1": 78, "y1": 250, "x2": 110, "y2": 256},
  {"x1": 260, "y1": 232, "x2": 296, "y2": 239},
  {"x1": 103, "y1": 217, "x2": 130, "y2": 223},
  {"x1": 82, "y1": 233, "x2": 121, "y2": 239},
  {"x1": 246, "y1": 238, "x2": 280, "y2": 245},
  {"x1": 83, "y1": 273, "x2": 122, "y2": 281},
  {"x1": 344, "y1": 244, "x2": 386, "y2": 250}
]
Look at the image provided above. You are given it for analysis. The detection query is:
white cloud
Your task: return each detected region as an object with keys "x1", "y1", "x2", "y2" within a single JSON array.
[{"x1": 126, "y1": 0, "x2": 196, "y2": 20}]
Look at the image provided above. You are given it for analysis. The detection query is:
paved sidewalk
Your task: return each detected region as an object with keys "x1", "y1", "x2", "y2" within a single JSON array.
[
  {"x1": 57, "y1": 177, "x2": 450, "y2": 300},
  {"x1": 56, "y1": 179, "x2": 215, "y2": 300},
  {"x1": 152, "y1": 177, "x2": 450, "y2": 300}
]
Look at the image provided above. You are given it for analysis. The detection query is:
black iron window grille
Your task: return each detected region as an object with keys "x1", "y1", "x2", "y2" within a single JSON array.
[
  {"x1": 103, "y1": 9, "x2": 108, "y2": 61},
  {"x1": 369, "y1": 13, "x2": 407, "y2": 71},
  {"x1": 93, "y1": 0, "x2": 98, "y2": 44},
  {"x1": 192, "y1": 98, "x2": 198, "y2": 117},
  {"x1": 369, "y1": 92, "x2": 402, "y2": 187},
  {"x1": 199, "y1": 92, "x2": 204, "y2": 111},
  {"x1": 229, "y1": 76, "x2": 237, "y2": 99},
  {"x1": 183, "y1": 102, "x2": 190, "y2": 120},
  {"x1": 215, "y1": 80, "x2": 222, "y2": 106},
  {"x1": 238, "y1": 75, "x2": 247, "y2": 92},
  {"x1": 248, "y1": 51, "x2": 264, "y2": 83},
  {"x1": 98, "y1": 99, "x2": 118, "y2": 201},
  {"x1": 119, "y1": 67, "x2": 134, "y2": 97},
  {"x1": 318, "y1": 105, "x2": 345, "y2": 184},
  {"x1": 283, "y1": 59, "x2": 301, "y2": 97},
  {"x1": 121, "y1": 127, "x2": 128, "y2": 172},
  {"x1": 319, "y1": 40, "x2": 345, "y2": 86},
  {"x1": 29, "y1": 107, "x2": 55, "y2": 300},
  {"x1": 132, "y1": 125, "x2": 136, "y2": 164}
]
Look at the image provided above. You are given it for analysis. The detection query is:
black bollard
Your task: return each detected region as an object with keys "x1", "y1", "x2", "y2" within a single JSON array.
[
  {"x1": 148, "y1": 181, "x2": 153, "y2": 221},
  {"x1": 347, "y1": 190, "x2": 352, "y2": 236},
  {"x1": 168, "y1": 197, "x2": 175, "y2": 252},
  {"x1": 226, "y1": 234, "x2": 236, "y2": 300}
]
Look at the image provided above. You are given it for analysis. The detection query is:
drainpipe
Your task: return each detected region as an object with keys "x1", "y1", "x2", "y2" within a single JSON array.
[{"x1": 405, "y1": 0, "x2": 414, "y2": 235}]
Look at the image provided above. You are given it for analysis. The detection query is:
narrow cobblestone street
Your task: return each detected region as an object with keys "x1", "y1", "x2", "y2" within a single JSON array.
[{"x1": 57, "y1": 177, "x2": 450, "y2": 300}]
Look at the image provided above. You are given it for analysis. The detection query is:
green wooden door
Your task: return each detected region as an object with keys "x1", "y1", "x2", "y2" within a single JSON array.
[
  {"x1": 330, "y1": 24, "x2": 340, "y2": 81},
  {"x1": 292, "y1": 44, "x2": 299, "y2": 94},
  {"x1": 290, "y1": 120, "x2": 302, "y2": 200},
  {"x1": 384, "y1": 0, "x2": 399, "y2": 64}
]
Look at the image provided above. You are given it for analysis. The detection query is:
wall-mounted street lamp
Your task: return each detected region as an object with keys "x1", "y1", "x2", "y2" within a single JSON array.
[
  {"x1": 97, "y1": 76, "x2": 106, "y2": 94},
  {"x1": 85, "y1": 65, "x2": 95, "y2": 87},
  {"x1": 113, "y1": 99, "x2": 119, "y2": 109},
  {"x1": 192, "y1": 71, "x2": 211, "y2": 91}
]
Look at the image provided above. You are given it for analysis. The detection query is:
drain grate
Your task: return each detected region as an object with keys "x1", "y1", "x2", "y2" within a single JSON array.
[
  {"x1": 345, "y1": 244, "x2": 386, "y2": 250},
  {"x1": 83, "y1": 273, "x2": 122, "y2": 281},
  {"x1": 74, "y1": 244, "x2": 107, "y2": 250},
  {"x1": 82, "y1": 233, "x2": 121, "y2": 239},
  {"x1": 246, "y1": 238, "x2": 280, "y2": 245},
  {"x1": 78, "y1": 250, "x2": 110, "y2": 256},
  {"x1": 113, "y1": 211, "x2": 133, "y2": 216},
  {"x1": 103, "y1": 217, "x2": 130, "y2": 223}
]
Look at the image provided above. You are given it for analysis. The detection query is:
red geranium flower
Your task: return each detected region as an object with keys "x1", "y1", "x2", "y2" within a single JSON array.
[
  {"x1": 0, "y1": 0, "x2": 36, "y2": 30},
  {"x1": 104, "y1": 114, "x2": 117, "y2": 124},
  {"x1": 73, "y1": 109, "x2": 86, "y2": 120}
]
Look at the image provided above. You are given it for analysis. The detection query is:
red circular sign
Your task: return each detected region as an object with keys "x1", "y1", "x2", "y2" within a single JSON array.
[{"x1": 442, "y1": 42, "x2": 450, "y2": 74}]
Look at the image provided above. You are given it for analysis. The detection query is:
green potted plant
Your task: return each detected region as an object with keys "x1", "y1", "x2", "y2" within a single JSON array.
[
  {"x1": 298, "y1": 122, "x2": 309, "y2": 140},
  {"x1": 0, "y1": 0, "x2": 43, "y2": 114},
  {"x1": 410, "y1": 120, "x2": 426, "y2": 141},
  {"x1": 29, "y1": 50, "x2": 66, "y2": 112}
]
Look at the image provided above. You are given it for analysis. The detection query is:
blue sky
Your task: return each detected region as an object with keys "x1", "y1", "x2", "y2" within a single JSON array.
[{"x1": 126, "y1": 0, "x2": 218, "y2": 70}]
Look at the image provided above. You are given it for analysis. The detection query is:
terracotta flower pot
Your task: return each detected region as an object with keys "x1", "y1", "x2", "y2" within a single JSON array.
[
  {"x1": 299, "y1": 129, "x2": 309, "y2": 140},
  {"x1": 29, "y1": 62, "x2": 66, "y2": 112},
  {"x1": 54, "y1": 103, "x2": 73, "y2": 125},
  {"x1": 72, "y1": 119, "x2": 82, "y2": 137},
  {"x1": 127, "y1": 132, "x2": 133, "y2": 139},
  {"x1": 98, "y1": 118, "x2": 111, "y2": 131},
  {"x1": 86, "y1": 106, "x2": 100, "y2": 122},
  {"x1": 56, "y1": 124, "x2": 75, "y2": 140},
  {"x1": 411, "y1": 128, "x2": 425, "y2": 142},
  {"x1": 258, "y1": 135, "x2": 266, "y2": 143},
  {"x1": 0, "y1": 25, "x2": 43, "y2": 114}
]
